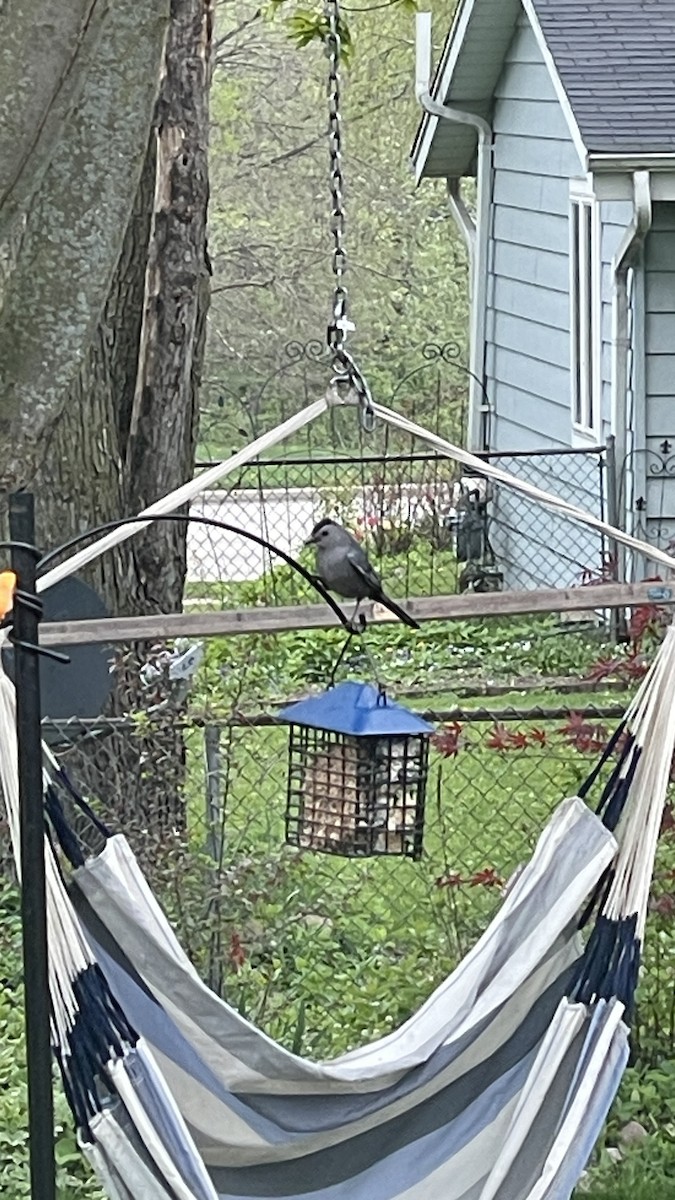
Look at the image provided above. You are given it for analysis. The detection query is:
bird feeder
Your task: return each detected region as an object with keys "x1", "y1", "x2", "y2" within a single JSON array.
[{"x1": 278, "y1": 682, "x2": 433, "y2": 860}]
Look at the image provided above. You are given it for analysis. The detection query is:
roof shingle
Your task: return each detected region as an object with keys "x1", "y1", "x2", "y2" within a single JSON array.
[{"x1": 532, "y1": 0, "x2": 675, "y2": 152}]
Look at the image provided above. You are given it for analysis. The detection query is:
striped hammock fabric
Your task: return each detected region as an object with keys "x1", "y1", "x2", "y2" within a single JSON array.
[{"x1": 2, "y1": 627, "x2": 675, "y2": 1200}]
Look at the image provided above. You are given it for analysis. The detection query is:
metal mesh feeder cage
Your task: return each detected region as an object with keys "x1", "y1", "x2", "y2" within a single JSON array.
[{"x1": 278, "y1": 681, "x2": 434, "y2": 860}]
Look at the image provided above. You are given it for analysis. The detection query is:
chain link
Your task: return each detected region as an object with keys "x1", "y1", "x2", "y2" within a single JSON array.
[{"x1": 324, "y1": 0, "x2": 375, "y2": 432}]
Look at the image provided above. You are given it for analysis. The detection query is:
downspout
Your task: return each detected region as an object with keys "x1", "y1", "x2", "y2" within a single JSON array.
[
  {"x1": 610, "y1": 170, "x2": 652, "y2": 580},
  {"x1": 415, "y1": 12, "x2": 492, "y2": 452},
  {"x1": 446, "y1": 178, "x2": 475, "y2": 257}
]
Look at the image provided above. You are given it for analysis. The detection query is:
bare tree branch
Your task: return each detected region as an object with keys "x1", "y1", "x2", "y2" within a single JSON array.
[
  {"x1": 212, "y1": 276, "x2": 275, "y2": 292},
  {"x1": 214, "y1": 6, "x2": 262, "y2": 53}
]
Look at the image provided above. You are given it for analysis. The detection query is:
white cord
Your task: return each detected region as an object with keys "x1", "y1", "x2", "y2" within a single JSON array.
[
  {"x1": 28, "y1": 390, "x2": 675, "y2": 593},
  {"x1": 38, "y1": 391, "x2": 335, "y2": 593},
  {"x1": 370, "y1": 401, "x2": 675, "y2": 575}
]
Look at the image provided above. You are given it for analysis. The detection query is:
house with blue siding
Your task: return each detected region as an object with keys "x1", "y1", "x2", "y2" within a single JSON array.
[{"x1": 412, "y1": 0, "x2": 675, "y2": 587}]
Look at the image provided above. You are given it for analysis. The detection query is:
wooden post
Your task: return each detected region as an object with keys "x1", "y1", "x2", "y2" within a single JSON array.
[{"x1": 36, "y1": 579, "x2": 675, "y2": 646}]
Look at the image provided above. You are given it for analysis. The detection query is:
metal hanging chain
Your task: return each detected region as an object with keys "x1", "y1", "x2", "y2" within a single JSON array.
[{"x1": 325, "y1": 0, "x2": 375, "y2": 431}]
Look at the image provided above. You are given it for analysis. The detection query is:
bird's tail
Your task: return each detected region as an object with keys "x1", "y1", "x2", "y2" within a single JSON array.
[{"x1": 375, "y1": 590, "x2": 420, "y2": 630}]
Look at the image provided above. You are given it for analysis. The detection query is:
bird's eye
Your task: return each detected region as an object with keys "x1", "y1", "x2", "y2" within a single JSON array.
[{"x1": 321, "y1": 530, "x2": 328, "y2": 538}]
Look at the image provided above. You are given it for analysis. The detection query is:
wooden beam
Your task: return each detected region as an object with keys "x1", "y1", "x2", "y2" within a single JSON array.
[{"x1": 37, "y1": 580, "x2": 675, "y2": 646}]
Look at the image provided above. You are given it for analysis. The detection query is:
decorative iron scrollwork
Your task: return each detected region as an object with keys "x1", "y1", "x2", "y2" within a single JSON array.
[
  {"x1": 420, "y1": 341, "x2": 463, "y2": 364},
  {"x1": 283, "y1": 339, "x2": 330, "y2": 365}
]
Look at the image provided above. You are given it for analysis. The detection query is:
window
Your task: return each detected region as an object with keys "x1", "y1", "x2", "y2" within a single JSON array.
[{"x1": 570, "y1": 196, "x2": 600, "y2": 435}]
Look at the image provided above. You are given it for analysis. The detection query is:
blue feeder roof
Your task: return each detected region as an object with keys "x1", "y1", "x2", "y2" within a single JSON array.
[{"x1": 277, "y1": 681, "x2": 434, "y2": 737}]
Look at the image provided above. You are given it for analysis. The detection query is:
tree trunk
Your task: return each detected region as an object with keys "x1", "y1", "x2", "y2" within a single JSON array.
[
  {"x1": 0, "y1": 0, "x2": 170, "y2": 491},
  {"x1": 32, "y1": 1, "x2": 212, "y2": 623},
  {"x1": 126, "y1": 0, "x2": 213, "y2": 612},
  {"x1": 33, "y1": 131, "x2": 158, "y2": 615},
  {"x1": 39, "y1": 1, "x2": 213, "y2": 836}
]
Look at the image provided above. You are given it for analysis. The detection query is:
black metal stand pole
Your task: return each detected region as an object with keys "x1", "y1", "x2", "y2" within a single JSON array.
[{"x1": 9, "y1": 493, "x2": 56, "y2": 1200}]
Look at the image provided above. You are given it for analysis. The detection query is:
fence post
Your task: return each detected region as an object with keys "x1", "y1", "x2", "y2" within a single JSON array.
[
  {"x1": 605, "y1": 436, "x2": 627, "y2": 642},
  {"x1": 204, "y1": 724, "x2": 223, "y2": 861}
]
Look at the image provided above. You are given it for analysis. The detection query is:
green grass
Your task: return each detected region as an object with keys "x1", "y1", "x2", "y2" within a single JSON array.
[{"x1": 578, "y1": 1189, "x2": 675, "y2": 1199}]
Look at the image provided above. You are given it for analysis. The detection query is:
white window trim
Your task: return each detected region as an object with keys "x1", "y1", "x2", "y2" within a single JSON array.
[{"x1": 569, "y1": 181, "x2": 602, "y2": 442}]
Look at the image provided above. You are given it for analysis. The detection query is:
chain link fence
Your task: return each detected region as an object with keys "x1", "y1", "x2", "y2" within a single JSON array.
[
  {"x1": 482, "y1": 446, "x2": 612, "y2": 591},
  {"x1": 190, "y1": 344, "x2": 612, "y2": 604},
  {"x1": 187, "y1": 443, "x2": 611, "y2": 605},
  {"x1": 35, "y1": 656, "x2": 674, "y2": 1066}
]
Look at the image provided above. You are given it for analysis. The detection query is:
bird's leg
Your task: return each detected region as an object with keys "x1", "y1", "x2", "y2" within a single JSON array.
[{"x1": 348, "y1": 599, "x2": 365, "y2": 634}]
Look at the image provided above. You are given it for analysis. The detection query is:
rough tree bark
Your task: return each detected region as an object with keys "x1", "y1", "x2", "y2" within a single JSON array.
[
  {"x1": 32, "y1": 131, "x2": 159, "y2": 613},
  {"x1": 0, "y1": 1, "x2": 213, "y2": 835},
  {"x1": 0, "y1": 0, "x2": 170, "y2": 488},
  {"x1": 126, "y1": 0, "x2": 213, "y2": 611},
  {"x1": 0, "y1": 1, "x2": 110, "y2": 237}
]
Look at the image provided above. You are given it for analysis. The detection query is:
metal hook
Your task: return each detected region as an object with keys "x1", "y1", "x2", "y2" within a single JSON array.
[
  {"x1": 2, "y1": 589, "x2": 71, "y2": 665},
  {"x1": 328, "y1": 627, "x2": 356, "y2": 688},
  {"x1": 360, "y1": 398, "x2": 376, "y2": 434}
]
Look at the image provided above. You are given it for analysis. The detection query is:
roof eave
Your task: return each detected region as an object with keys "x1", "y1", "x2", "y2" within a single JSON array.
[{"x1": 410, "y1": 0, "x2": 481, "y2": 183}]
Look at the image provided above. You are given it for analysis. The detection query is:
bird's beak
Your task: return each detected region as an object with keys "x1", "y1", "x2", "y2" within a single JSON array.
[{"x1": 304, "y1": 532, "x2": 317, "y2": 547}]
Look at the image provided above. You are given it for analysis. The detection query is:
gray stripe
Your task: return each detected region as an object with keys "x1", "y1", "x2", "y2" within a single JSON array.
[
  {"x1": 539, "y1": 1029, "x2": 629, "y2": 1200},
  {"x1": 208, "y1": 1054, "x2": 531, "y2": 1199},
  {"x1": 455, "y1": 1179, "x2": 490, "y2": 1200},
  {"x1": 92, "y1": 1105, "x2": 175, "y2": 1199},
  {"x1": 203, "y1": 977, "x2": 571, "y2": 1198},
  {"x1": 492, "y1": 1022, "x2": 590, "y2": 1200},
  {"x1": 83, "y1": 1142, "x2": 136, "y2": 1200}
]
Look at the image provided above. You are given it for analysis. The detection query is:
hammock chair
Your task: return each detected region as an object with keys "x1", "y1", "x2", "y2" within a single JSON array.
[{"x1": 1, "y1": 610, "x2": 675, "y2": 1200}]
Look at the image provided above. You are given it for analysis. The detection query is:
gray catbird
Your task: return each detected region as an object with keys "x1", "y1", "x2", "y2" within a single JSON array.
[{"x1": 306, "y1": 519, "x2": 420, "y2": 629}]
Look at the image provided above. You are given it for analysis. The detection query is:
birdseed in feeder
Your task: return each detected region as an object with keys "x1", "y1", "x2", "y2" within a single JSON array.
[{"x1": 278, "y1": 682, "x2": 433, "y2": 860}]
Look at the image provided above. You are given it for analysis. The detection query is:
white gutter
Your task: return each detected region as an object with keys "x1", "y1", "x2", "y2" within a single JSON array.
[
  {"x1": 610, "y1": 170, "x2": 652, "y2": 579},
  {"x1": 591, "y1": 153, "x2": 675, "y2": 172},
  {"x1": 415, "y1": 11, "x2": 492, "y2": 452}
]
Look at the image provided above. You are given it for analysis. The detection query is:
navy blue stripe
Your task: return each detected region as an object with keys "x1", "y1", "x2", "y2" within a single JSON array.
[{"x1": 207, "y1": 1051, "x2": 537, "y2": 1199}]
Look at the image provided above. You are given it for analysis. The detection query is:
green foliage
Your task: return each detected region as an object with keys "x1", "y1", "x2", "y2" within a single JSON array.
[
  {"x1": 186, "y1": 612, "x2": 618, "y2": 716},
  {"x1": 204, "y1": 0, "x2": 468, "y2": 457},
  {"x1": 578, "y1": 1178, "x2": 675, "y2": 1200},
  {"x1": 578, "y1": 1078, "x2": 675, "y2": 1195},
  {"x1": 283, "y1": 9, "x2": 354, "y2": 59},
  {"x1": 609, "y1": 1062, "x2": 675, "y2": 1139},
  {"x1": 267, "y1": 0, "x2": 421, "y2": 59}
]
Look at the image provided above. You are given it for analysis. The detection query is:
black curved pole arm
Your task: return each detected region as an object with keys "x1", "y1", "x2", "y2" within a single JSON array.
[
  {"x1": 0, "y1": 540, "x2": 68, "y2": 662},
  {"x1": 36, "y1": 511, "x2": 353, "y2": 632}
]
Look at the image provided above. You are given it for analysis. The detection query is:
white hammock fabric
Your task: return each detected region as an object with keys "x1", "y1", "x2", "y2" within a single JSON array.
[{"x1": 2, "y1": 625, "x2": 675, "y2": 1199}]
